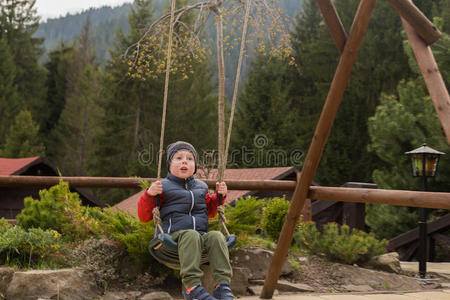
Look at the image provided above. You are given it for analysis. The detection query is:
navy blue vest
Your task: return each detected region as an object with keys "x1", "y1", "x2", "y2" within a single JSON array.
[{"x1": 159, "y1": 173, "x2": 209, "y2": 234}]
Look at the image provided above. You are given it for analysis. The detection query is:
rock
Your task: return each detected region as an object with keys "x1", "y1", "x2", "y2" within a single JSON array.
[
  {"x1": 363, "y1": 252, "x2": 401, "y2": 274},
  {"x1": 421, "y1": 282, "x2": 442, "y2": 289},
  {"x1": 230, "y1": 267, "x2": 250, "y2": 295},
  {"x1": 139, "y1": 291, "x2": 173, "y2": 300},
  {"x1": 335, "y1": 264, "x2": 422, "y2": 290},
  {"x1": 102, "y1": 291, "x2": 143, "y2": 300},
  {"x1": 248, "y1": 280, "x2": 314, "y2": 293},
  {"x1": 0, "y1": 266, "x2": 14, "y2": 296},
  {"x1": 119, "y1": 256, "x2": 141, "y2": 281},
  {"x1": 247, "y1": 285, "x2": 279, "y2": 296},
  {"x1": 342, "y1": 284, "x2": 374, "y2": 292},
  {"x1": 230, "y1": 247, "x2": 294, "y2": 280},
  {"x1": 275, "y1": 280, "x2": 315, "y2": 292},
  {"x1": 6, "y1": 268, "x2": 101, "y2": 300},
  {"x1": 103, "y1": 291, "x2": 130, "y2": 300},
  {"x1": 70, "y1": 238, "x2": 125, "y2": 287},
  {"x1": 128, "y1": 291, "x2": 143, "y2": 298},
  {"x1": 201, "y1": 266, "x2": 249, "y2": 296}
]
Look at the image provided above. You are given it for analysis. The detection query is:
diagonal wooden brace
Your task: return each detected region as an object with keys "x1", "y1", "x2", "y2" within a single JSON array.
[
  {"x1": 260, "y1": 0, "x2": 378, "y2": 298},
  {"x1": 315, "y1": 0, "x2": 347, "y2": 54},
  {"x1": 402, "y1": 18, "x2": 450, "y2": 144},
  {"x1": 387, "y1": 0, "x2": 441, "y2": 45}
]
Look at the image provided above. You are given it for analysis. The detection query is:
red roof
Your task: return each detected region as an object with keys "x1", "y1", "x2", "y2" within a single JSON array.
[
  {"x1": 114, "y1": 167, "x2": 297, "y2": 217},
  {"x1": 0, "y1": 157, "x2": 41, "y2": 176},
  {"x1": 196, "y1": 167, "x2": 295, "y2": 201}
]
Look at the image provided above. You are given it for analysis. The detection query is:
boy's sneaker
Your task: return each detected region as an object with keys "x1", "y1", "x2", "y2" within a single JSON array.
[
  {"x1": 213, "y1": 283, "x2": 235, "y2": 300},
  {"x1": 184, "y1": 285, "x2": 216, "y2": 300}
]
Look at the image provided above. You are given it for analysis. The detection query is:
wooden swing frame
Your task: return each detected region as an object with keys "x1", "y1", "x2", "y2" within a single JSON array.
[
  {"x1": 0, "y1": 0, "x2": 449, "y2": 298},
  {"x1": 261, "y1": 0, "x2": 450, "y2": 298}
]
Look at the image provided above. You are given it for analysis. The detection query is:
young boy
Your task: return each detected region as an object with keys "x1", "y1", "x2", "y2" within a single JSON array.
[{"x1": 138, "y1": 141, "x2": 234, "y2": 300}]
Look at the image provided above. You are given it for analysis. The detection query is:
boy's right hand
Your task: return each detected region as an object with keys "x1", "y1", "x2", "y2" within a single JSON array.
[{"x1": 147, "y1": 181, "x2": 163, "y2": 196}]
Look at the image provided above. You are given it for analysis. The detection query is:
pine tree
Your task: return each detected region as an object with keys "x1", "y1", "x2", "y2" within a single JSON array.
[
  {"x1": 0, "y1": 109, "x2": 45, "y2": 158},
  {"x1": 92, "y1": 0, "x2": 217, "y2": 177},
  {"x1": 0, "y1": 35, "x2": 18, "y2": 144},
  {"x1": 42, "y1": 42, "x2": 75, "y2": 159},
  {"x1": 366, "y1": 24, "x2": 450, "y2": 240},
  {"x1": 90, "y1": 0, "x2": 161, "y2": 182},
  {"x1": 90, "y1": 0, "x2": 217, "y2": 205},
  {"x1": 53, "y1": 17, "x2": 102, "y2": 176},
  {"x1": 55, "y1": 64, "x2": 102, "y2": 176},
  {"x1": 232, "y1": 54, "x2": 300, "y2": 168},
  {"x1": 0, "y1": 0, "x2": 47, "y2": 121},
  {"x1": 290, "y1": 0, "x2": 339, "y2": 159},
  {"x1": 368, "y1": 26, "x2": 450, "y2": 192},
  {"x1": 288, "y1": 0, "x2": 414, "y2": 185}
]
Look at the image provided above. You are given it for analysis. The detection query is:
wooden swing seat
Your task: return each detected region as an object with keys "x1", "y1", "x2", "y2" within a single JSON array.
[{"x1": 149, "y1": 233, "x2": 237, "y2": 270}]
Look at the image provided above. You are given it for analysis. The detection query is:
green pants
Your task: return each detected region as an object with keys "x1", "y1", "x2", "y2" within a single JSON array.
[{"x1": 171, "y1": 229, "x2": 233, "y2": 288}]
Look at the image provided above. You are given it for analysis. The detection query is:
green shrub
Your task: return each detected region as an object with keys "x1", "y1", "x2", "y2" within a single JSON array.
[
  {"x1": 294, "y1": 222, "x2": 388, "y2": 265},
  {"x1": 209, "y1": 196, "x2": 265, "y2": 235},
  {"x1": 0, "y1": 222, "x2": 62, "y2": 267},
  {"x1": 16, "y1": 180, "x2": 158, "y2": 267},
  {"x1": 90, "y1": 207, "x2": 156, "y2": 266},
  {"x1": 16, "y1": 180, "x2": 98, "y2": 240},
  {"x1": 261, "y1": 196, "x2": 290, "y2": 241},
  {"x1": 366, "y1": 204, "x2": 418, "y2": 240}
]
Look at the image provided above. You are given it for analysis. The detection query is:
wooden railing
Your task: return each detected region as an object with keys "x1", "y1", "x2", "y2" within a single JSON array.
[{"x1": 1, "y1": 175, "x2": 449, "y2": 210}]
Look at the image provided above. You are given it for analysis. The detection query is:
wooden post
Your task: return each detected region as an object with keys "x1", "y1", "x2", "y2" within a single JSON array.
[
  {"x1": 315, "y1": 0, "x2": 347, "y2": 54},
  {"x1": 301, "y1": 198, "x2": 312, "y2": 222},
  {"x1": 260, "y1": 1, "x2": 377, "y2": 298},
  {"x1": 401, "y1": 18, "x2": 450, "y2": 144},
  {"x1": 387, "y1": 0, "x2": 441, "y2": 45}
]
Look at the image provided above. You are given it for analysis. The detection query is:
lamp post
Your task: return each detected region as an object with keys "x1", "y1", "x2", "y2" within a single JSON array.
[{"x1": 405, "y1": 144, "x2": 445, "y2": 278}]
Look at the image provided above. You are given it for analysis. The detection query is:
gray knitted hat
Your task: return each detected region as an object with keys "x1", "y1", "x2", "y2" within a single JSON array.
[{"x1": 166, "y1": 141, "x2": 198, "y2": 174}]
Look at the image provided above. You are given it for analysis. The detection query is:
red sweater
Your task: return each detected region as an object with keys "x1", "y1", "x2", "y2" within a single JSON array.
[{"x1": 138, "y1": 189, "x2": 226, "y2": 223}]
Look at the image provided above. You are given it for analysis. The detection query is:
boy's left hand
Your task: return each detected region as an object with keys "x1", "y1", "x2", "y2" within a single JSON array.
[{"x1": 216, "y1": 182, "x2": 227, "y2": 197}]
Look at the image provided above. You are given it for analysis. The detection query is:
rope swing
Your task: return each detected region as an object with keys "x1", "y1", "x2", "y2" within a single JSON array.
[{"x1": 148, "y1": 0, "x2": 252, "y2": 269}]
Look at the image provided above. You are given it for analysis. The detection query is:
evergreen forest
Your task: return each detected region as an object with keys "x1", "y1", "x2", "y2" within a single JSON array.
[{"x1": 1, "y1": 0, "x2": 449, "y2": 241}]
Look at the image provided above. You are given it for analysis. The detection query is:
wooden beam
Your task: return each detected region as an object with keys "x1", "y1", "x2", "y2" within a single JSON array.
[
  {"x1": 387, "y1": 0, "x2": 441, "y2": 45},
  {"x1": 301, "y1": 198, "x2": 312, "y2": 222},
  {"x1": 312, "y1": 199, "x2": 338, "y2": 215},
  {"x1": 401, "y1": 18, "x2": 450, "y2": 144},
  {"x1": 308, "y1": 186, "x2": 450, "y2": 210},
  {"x1": 402, "y1": 240, "x2": 419, "y2": 261},
  {"x1": 260, "y1": 1, "x2": 377, "y2": 298},
  {"x1": 0, "y1": 175, "x2": 296, "y2": 191},
  {"x1": 315, "y1": 0, "x2": 347, "y2": 53},
  {"x1": 388, "y1": 213, "x2": 450, "y2": 250},
  {"x1": 1, "y1": 176, "x2": 450, "y2": 209}
]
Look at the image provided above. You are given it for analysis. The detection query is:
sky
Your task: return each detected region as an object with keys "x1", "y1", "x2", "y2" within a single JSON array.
[{"x1": 35, "y1": 0, "x2": 133, "y2": 20}]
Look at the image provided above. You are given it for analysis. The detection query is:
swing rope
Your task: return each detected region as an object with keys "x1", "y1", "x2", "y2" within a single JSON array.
[
  {"x1": 224, "y1": 0, "x2": 251, "y2": 165},
  {"x1": 217, "y1": 0, "x2": 251, "y2": 236},
  {"x1": 152, "y1": 0, "x2": 252, "y2": 238},
  {"x1": 153, "y1": 0, "x2": 177, "y2": 236},
  {"x1": 156, "y1": 0, "x2": 177, "y2": 179}
]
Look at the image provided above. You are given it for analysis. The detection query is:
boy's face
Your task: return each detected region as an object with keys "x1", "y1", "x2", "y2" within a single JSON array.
[{"x1": 170, "y1": 150, "x2": 195, "y2": 179}]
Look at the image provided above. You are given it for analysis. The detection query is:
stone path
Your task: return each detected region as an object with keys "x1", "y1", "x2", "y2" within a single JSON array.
[
  {"x1": 237, "y1": 262, "x2": 450, "y2": 300},
  {"x1": 400, "y1": 262, "x2": 450, "y2": 276},
  {"x1": 239, "y1": 290, "x2": 450, "y2": 300}
]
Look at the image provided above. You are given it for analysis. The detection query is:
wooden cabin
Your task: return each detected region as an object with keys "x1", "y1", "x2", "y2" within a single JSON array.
[{"x1": 0, "y1": 156, "x2": 104, "y2": 219}]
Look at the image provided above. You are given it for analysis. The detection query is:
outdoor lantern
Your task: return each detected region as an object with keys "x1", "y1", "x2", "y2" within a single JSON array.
[
  {"x1": 405, "y1": 144, "x2": 445, "y2": 177},
  {"x1": 405, "y1": 143, "x2": 444, "y2": 279}
]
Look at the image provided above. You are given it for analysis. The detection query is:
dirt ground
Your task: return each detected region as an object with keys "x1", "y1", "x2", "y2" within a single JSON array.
[
  {"x1": 108, "y1": 254, "x2": 448, "y2": 299},
  {"x1": 286, "y1": 254, "x2": 447, "y2": 293}
]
